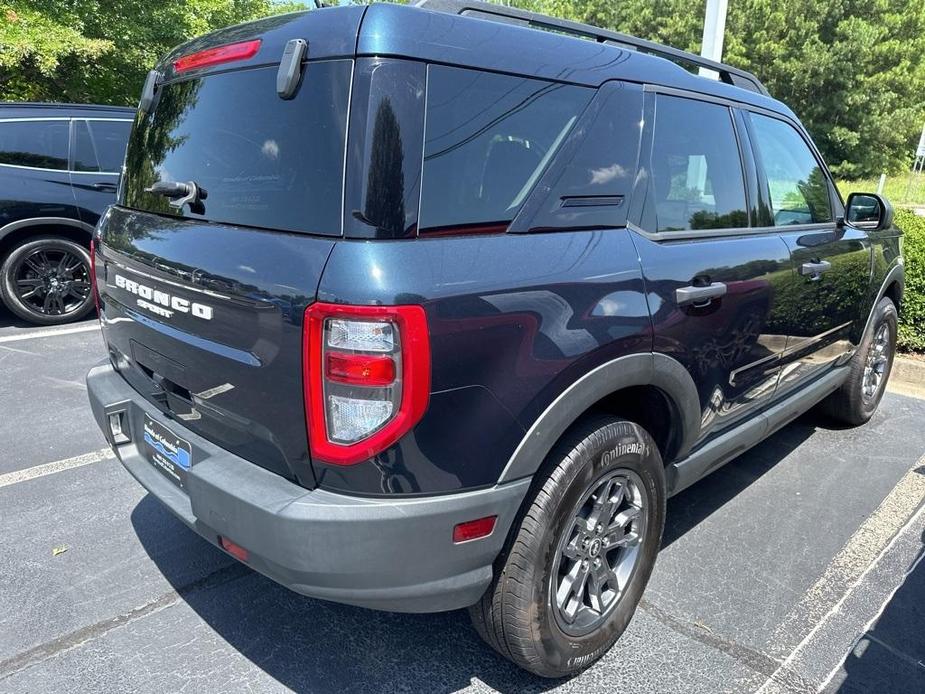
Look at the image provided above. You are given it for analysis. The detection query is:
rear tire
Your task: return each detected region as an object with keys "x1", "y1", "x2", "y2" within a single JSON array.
[
  {"x1": 820, "y1": 297, "x2": 897, "y2": 426},
  {"x1": 0, "y1": 236, "x2": 94, "y2": 326},
  {"x1": 469, "y1": 416, "x2": 665, "y2": 678}
]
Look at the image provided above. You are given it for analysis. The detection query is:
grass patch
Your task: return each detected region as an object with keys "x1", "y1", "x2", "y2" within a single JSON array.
[{"x1": 837, "y1": 176, "x2": 925, "y2": 207}]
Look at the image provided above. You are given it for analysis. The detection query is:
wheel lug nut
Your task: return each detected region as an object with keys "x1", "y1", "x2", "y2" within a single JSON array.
[{"x1": 596, "y1": 524, "x2": 603, "y2": 534}]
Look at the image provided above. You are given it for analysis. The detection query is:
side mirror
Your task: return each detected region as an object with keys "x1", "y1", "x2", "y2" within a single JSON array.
[{"x1": 845, "y1": 192, "x2": 894, "y2": 231}]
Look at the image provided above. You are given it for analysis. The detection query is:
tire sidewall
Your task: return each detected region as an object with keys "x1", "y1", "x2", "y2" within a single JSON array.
[
  {"x1": 0, "y1": 237, "x2": 93, "y2": 326},
  {"x1": 528, "y1": 419, "x2": 665, "y2": 674}
]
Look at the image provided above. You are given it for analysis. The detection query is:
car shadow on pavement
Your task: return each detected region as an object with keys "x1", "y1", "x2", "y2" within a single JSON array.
[{"x1": 129, "y1": 409, "x2": 833, "y2": 693}]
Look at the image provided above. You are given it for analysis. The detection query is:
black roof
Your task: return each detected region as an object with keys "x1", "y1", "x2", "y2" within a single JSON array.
[{"x1": 156, "y1": 2, "x2": 792, "y2": 118}]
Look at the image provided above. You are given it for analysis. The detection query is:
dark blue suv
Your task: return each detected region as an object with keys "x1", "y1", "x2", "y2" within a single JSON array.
[
  {"x1": 0, "y1": 102, "x2": 132, "y2": 324},
  {"x1": 86, "y1": 1, "x2": 904, "y2": 677}
]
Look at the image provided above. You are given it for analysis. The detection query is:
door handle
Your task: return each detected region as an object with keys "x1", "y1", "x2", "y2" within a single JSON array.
[
  {"x1": 91, "y1": 182, "x2": 118, "y2": 192},
  {"x1": 799, "y1": 260, "x2": 832, "y2": 280},
  {"x1": 675, "y1": 282, "x2": 727, "y2": 307}
]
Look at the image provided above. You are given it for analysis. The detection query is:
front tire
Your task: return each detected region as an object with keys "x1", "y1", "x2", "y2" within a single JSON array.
[
  {"x1": 820, "y1": 296, "x2": 897, "y2": 426},
  {"x1": 469, "y1": 416, "x2": 665, "y2": 678},
  {"x1": 0, "y1": 236, "x2": 94, "y2": 326}
]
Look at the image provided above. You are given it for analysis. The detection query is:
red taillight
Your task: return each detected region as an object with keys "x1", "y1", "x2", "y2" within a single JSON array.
[
  {"x1": 89, "y1": 237, "x2": 100, "y2": 317},
  {"x1": 304, "y1": 303, "x2": 431, "y2": 466},
  {"x1": 453, "y1": 516, "x2": 497, "y2": 543},
  {"x1": 325, "y1": 352, "x2": 396, "y2": 386},
  {"x1": 219, "y1": 536, "x2": 249, "y2": 562},
  {"x1": 173, "y1": 39, "x2": 261, "y2": 73}
]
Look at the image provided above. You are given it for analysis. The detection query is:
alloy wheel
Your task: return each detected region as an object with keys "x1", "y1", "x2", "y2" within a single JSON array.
[
  {"x1": 862, "y1": 322, "x2": 891, "y2": 402},
  {"x1": 12, "y1": 247, "x2": 91, "y2": 317},
  {"x1": 551, "y1": 469, "x2": 648, "y2": 636}
]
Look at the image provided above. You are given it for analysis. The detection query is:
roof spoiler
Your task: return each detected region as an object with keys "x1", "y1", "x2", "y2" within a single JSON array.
[{"x1": 414, "y1": 0, "x2": 769, "y2": 96}]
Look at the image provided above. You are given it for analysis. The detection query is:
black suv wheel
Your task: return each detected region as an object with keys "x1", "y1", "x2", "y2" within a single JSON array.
[
  {"x1": 820, "y1": 296, "x2": 898, "y2": 425},
  {"x1": 470, "y1": 416, "x2": 665, "y2": 677},
  {"x1": 0, "y1": 237, "x2": 95, "y2": 326}
]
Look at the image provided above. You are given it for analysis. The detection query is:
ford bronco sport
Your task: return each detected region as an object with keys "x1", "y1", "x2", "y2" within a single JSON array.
[{"x1": 86, "y1": 1, "x2": 904, "y2": 677}]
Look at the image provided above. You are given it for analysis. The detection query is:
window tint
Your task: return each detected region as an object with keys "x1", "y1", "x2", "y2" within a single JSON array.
[
  {"x1": 0, "y1": 120, "x2": 68, "y2": 170},
  {"x1": 74, "y1": 120, "x2": 131, "y2": 173},
  {"x1": 749, "y1": 113, "x2": 832, "y2": 225},
  {"x1": 419, "y1": 65, "x2": 592, "y2": 235},
  {"x1": 650, "y1": 96, "x2": 747, "y2": 232},
  {"x1": 123, "y1": 61, "x2": 352, "y2": 235},
  {"x1": 73, "y1": 120, "x2": 99, "y2": 172},
  {"x1": 518, "y1": 83, "x2": 644, "y2": 232}
]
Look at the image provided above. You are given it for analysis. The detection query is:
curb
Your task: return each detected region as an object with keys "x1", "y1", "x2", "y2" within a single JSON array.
[{"x1": 889, "y1": 355, "x2": 925, "y2": 398}]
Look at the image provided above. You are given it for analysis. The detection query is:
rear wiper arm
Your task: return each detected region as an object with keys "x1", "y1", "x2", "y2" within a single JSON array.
[{"x1": 146, "y1": 180, "x2": 208, "y2": 214}]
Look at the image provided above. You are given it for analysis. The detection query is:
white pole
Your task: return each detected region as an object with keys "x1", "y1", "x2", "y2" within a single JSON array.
[
  {"x1": 699, "y1": 0, "x2": 729, "y2": 79},
  {"x1": 877, "y1": 174, "x2": 886, "y2": 195},
  {"x1": 701, "y1": 0, "x2": 729, "y2": 62}
]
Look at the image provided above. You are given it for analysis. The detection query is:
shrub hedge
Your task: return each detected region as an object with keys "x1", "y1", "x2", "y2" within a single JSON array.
[{"x1": 895, "y1": 209, "x2": 925, "y2": 352}]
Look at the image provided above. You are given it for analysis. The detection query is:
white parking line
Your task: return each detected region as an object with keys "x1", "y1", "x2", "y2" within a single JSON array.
[
  {"x1": 0, "y1": 448, "x2": 114, "y2": 489},
  {"x1": 816, "y1": 547, "x2": 925, "y2": 692},
  {"x1": 0, "y1": 323, "x2": 99, "y2": 344},
  {"x1": 753, "y1": 476, "x2": 925, "y2": 694}
]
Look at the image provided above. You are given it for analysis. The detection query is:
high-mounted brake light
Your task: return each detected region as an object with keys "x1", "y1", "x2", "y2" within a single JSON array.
[
  {"x1": 173, "y1": 39, "x2": 261, "y2": 73},
  {"x1": 304, "y1": 303, "x2": 431, "y2": 466}
]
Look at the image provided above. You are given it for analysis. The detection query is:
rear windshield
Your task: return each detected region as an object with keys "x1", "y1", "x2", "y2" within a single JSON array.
[{"x1": 122, "y1": 60, "x2": 352, "y2": 235}]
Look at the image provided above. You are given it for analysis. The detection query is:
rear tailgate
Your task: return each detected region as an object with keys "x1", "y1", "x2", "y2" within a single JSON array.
[{"x1": 96, "y1": 8, "x2": 362, "y2": 486}]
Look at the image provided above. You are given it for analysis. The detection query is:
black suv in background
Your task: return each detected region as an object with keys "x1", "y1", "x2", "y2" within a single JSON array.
[
  {"x1": 0, "y1": 102, "x2": 133, "y2": 324},
  {"x1": 86, "y1": 1, "x2": 903, "y2": 677}
]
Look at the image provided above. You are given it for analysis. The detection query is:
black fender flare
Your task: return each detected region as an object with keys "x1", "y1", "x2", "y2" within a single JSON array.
[
  {"x1": 497, "y1": 352, "x2": 701, "y2": 483},
  {"x1": 860, "y1": 261, "x2": 904, "y2": 341},
  {"x1": 0, "y1": 217, "x2": 94, "y2": 247}
]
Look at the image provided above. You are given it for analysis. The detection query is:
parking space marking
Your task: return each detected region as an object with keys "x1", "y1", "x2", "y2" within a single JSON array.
[
  {"x1": 754, "y1": 470, "x2": 925, "y2": 694},
  {"x1": 768, "y1": 460, "x2": 925, "y2": 653},
  {"x1": 816, "y1": 548, "x2": 925, "y2": 692},
  {"x1": 0, "y1": 448, "x2": 114, "y2": 489},
  {"x1": 0, "y1": 323, "x2": 99, "y2": 344}
]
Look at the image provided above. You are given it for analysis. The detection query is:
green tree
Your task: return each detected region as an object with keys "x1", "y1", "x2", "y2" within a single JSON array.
[
  {"x1": 0, "y1": 0, "x2": 306, "y2": 105},
  {"x1": 518, "y1": 0, "x2": 925, "y2": 179}
]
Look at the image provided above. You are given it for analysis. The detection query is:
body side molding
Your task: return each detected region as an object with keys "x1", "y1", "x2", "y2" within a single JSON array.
[{"x1": 497, "y1": 352, "x2": 701, "y2": 484}]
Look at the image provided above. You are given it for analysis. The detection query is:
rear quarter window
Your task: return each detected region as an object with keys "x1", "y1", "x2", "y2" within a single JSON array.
[
  {"x1": 122, "y1": 60, "x2": 352, "y2": 235},
  {"x1": 419, "y1": 65, "x2": 592, "y2": 235}
]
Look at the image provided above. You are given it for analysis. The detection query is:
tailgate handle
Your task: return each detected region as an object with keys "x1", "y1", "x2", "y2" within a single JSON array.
[{"x1": 277, "y1": 39, "x2": 308, "y2": 99}]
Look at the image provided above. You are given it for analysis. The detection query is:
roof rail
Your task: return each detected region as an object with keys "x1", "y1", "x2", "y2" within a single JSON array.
[{"x1": 414, "y1": 0, "x2": 769, "y2": 96}]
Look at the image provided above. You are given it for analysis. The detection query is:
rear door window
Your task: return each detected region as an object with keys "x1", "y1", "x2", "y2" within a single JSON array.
[
  {"x1": 74, "y1": 120, "x2": 132, "y2": 173},
  {"x1": 748, "y1": 113, "x2": 833, "y2": 225},
  {"x1": 0, "y1": 119, "x2": 69, "y2": 170},
  {"x1": 122, "y1": 60, "x2": 352, "y2": 235},
  {"x1": 649, "y1": 95, "x2": 748, "y2": 232},
  {"x1": 419, "y1": 65, "x2": 592, "y2": 235}
]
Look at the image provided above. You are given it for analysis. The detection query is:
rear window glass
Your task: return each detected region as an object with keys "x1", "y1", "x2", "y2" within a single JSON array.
[
  {"x1": 122, "y1": 60, "x2": 352, "y2": 235},
  {"x1": 0, "y1": 120, "x2": 68, "y2": 170},
  {"x1": 419, "y1": 65, "x2": 592, "y2": 235}
]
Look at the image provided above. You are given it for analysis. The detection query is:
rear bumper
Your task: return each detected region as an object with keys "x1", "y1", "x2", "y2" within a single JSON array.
[{"x1": 87, "y1": 361, "x2": 531, "y2": 613}]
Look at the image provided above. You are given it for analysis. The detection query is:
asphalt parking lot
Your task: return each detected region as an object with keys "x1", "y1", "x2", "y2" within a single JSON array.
[{"x1": 1, "y1": 306, "x2": 923, "y2": 693}]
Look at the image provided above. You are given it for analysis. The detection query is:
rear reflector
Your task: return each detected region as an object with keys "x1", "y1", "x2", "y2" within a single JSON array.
[
  {"x1": 173, "y1": 39, "x2": 261, "y2": 73},
  {"x1": 219, "y1": 536, "x2": 249, "y2": 562},
  {"x1": 453, "y1": 516, "x2": 497, "y2": 543}
]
